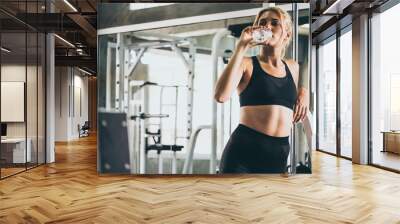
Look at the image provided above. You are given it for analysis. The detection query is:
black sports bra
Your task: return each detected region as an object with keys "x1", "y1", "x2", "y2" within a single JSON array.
[{"x1": 239, "y1": 56, "x2": 297, "y2": 110}]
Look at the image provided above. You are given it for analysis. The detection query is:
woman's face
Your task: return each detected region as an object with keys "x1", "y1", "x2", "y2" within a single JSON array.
[{"x1": 257, "y1": 11, "x2": 289, "y2": 48}]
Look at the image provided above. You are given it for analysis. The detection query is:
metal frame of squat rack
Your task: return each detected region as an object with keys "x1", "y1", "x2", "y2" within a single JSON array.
[
  {"x1": 184, "y1": 28, "x2": 232, "y2": 174},
  {"x1": 111, "y1": 32, "x2": 196, "y2": 174},
  {"x1": 129, "y1": 81, "x2": 188, "y2": 174}
]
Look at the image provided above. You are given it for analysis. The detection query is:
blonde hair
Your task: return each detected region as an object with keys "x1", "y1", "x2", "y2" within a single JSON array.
[{"x1": 253, "y1": 7, "x2": 293, "y2": 58}]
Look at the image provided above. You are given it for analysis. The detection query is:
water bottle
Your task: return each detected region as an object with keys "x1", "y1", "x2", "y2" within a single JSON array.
[{"x1": 252, "y1": 28, "x2": 272, "y2": 43}]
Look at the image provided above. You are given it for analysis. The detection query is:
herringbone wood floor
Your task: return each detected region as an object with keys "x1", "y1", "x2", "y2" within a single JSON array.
[{"x1": 1, "y1": 134, "x2": 400, "y2": 224}]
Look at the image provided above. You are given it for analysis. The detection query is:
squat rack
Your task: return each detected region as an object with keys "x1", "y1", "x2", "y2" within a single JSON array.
[{"x1": 107, "y1": 32, "x2": 196, "y2": 173}]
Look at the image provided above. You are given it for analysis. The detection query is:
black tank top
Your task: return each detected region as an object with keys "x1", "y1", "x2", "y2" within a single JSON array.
[{"x1": 239, "y1": 56, "x2": 297, "y2": 110}]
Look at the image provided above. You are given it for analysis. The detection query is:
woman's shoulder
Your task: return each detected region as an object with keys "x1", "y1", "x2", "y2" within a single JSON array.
[
  {"x1": 241, "y1": 56, "x2": 254, "y2": 71},
  {"x1": 283, "y1": 59, "x2": 299, "y2": 70},
  {"x1": 283, "y1": 59, "x2": 299, "y2": 85},
  {"x1": 243, "y1": 56, "x2": 254, "y2": 63},
  {"x1": 283, "y1": 59, "x2": 299, "y2": 76}
]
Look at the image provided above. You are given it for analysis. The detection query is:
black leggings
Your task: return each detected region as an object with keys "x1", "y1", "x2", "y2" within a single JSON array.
[{"x1": 219, "y1": 124, "x2": 290, "y2": 174}]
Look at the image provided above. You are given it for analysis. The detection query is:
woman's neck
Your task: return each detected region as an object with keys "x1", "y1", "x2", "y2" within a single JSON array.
[{"x1": 259, "y1": 46, "x2": 283, "y2": 66}]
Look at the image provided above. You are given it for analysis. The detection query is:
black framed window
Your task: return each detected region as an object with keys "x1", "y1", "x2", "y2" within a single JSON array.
[
  {"x1": 369, "y1": 1, "x2": 400, "y2": 172},
  {"x1": 339, "y1": 26, "x2": 352, "y2": 159},
  {"x1": 317, "y1": 35, "x2": 337, "y2": 155},
  {"x1": 316, "y1": 23, "x2": 353, "y2": 160}
]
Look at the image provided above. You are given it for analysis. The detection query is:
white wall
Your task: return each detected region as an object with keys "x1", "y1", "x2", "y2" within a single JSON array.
[
  {"x1": 72, "y1": 73, "x2": 89, "y2": 138},
  {"x1": 55, "y1": 67, "x2": 69, "y2": 141},
  {"x1": 55, "y1": 67, "x2": 89, "y2": 141},
  {"x1": 1, "y1": 65, "x2": 36, "y2": 138},
  {"x1": 1, "y1": 65, "x2": 26, "y2": 136}
]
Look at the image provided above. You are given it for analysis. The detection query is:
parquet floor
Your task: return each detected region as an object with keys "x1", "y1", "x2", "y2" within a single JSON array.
[
  {"x1": 373, "y1": 151, "x2": 400, "y2": 171},
  {"x1": 1, "y1": 167, "x2": 26, "y2": 177},
  {"x1": 1, "y1": 134, "x2": 400, "y2": 223}
]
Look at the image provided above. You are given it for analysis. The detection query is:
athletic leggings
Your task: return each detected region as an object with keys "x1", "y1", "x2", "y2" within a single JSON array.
[{"x1": 219, "y1": 124, "x2": 290, "y2": 174}]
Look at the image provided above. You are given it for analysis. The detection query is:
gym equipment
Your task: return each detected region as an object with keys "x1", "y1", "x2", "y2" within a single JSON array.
[
  {"x1": 98, "y1": 111, "x2": 131, "y2": 174},
  {"x1": 104, "y1": 33, "x2": 196, "y2": 174},
  {"x1": 182, "y1": 125, "x2": 211, "y2": 174},
  {"x1": 78, "y1": 121, "x2": 90, "y2": 138},
  {"x1": 131, "y1": 111, "x2": 184, "y2": 174}
]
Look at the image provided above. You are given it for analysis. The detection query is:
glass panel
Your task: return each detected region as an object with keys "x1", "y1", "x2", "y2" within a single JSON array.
[
  {"x1": 318, "y1": 37, "x2": 337, "y2": 154},
  {"x1": 27, "y1": 31, "x2": 38, "y2": 169},
  {"x1": 340, "y1": 29, "x2": 352, "y2": 158},
  {"x1": 371, "y1": 3, "x2": 400, "y2": 171},
  {"x1": 39, "y1": 1, "x2": 46, "y2": 165},
  {"x1": 0, "y1": 1, "x2": 46, "y2": 178},
  {"x1": 294, "y1": 3, "x2": 312, "y2": 172},
  {"x1": 98, "y1": 34, "x2": 116, "y2": 109},
  {"x1": 1, "y1": 30, "x2": 28, "y2": 177},
  {"x1": 26, "y1": 0, "x2": 40, "y2": 169},
  {"x1": 38, "y1": 32, "x2": 45, "y2": 165}
]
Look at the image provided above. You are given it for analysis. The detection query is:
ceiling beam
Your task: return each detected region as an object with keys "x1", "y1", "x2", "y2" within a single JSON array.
[
  {"x1": 52, "y1": 0, "x2": 97, "y2": 46},
  {"x1": 55, "y1": 55, "x2": 96, "y2": 71},
  {"x1": 67, "y1": 14, "x2": 97, "y2": 38}
]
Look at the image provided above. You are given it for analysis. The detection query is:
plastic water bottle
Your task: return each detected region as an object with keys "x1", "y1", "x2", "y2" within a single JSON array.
[{"x1": 252, "y1": 28, "x2": 272, "y2": 43}]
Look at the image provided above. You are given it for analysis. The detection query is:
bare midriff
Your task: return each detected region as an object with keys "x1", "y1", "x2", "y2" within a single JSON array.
[{"x1": 240, "y1": 105, "x2": 293, "y2": 137}]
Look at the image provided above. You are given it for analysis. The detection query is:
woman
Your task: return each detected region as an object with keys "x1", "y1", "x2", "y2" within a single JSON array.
[{"x1": 214, "y1": 7, "x2": 308, "y2": 173}]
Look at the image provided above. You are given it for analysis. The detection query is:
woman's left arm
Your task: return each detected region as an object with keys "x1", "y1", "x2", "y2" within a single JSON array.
[
  {"x1": 294, "y1": 87, "x2": 309, "y2": 123},
  {"x1": 293, "y1": 60, "x2": 309, "y2": 123}
]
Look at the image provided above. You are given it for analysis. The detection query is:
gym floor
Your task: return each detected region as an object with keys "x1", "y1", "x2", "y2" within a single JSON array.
[{"x1": 0, "y1": 134, "x2": 399, "y2": 223}]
